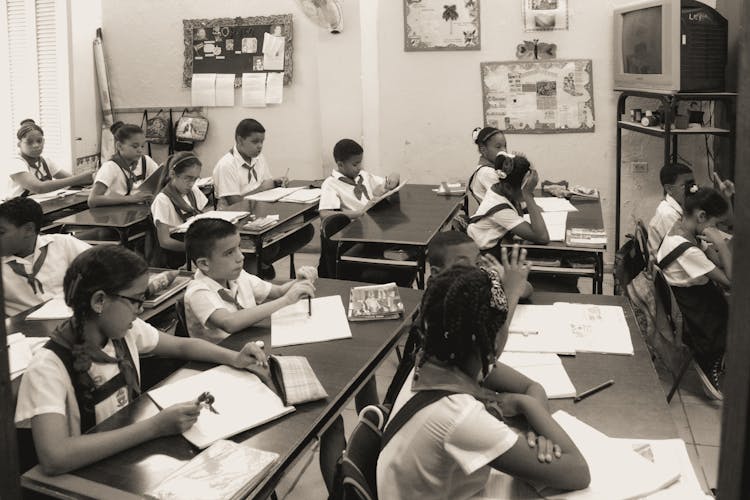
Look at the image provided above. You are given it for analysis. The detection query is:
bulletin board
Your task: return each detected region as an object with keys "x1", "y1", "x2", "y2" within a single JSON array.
[
  {"x1": 182, "y1": 15, "x2": 293, "y2": 87},
  {"x1": 480, "y1": 59, "x2": 595, "y2": 134}
]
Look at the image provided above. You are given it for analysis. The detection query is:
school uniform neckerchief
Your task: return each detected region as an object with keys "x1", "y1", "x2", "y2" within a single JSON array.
[
  {"x1": 467, "y1": 156, "x2": 494, "y2": 204},
  {"x1": 336, "y1": 174, "x2": 370, "y2": 201},
  {"x1": 6, "y1": 243, "x2": 49, "y2": 295},
  {"x1": 233, "y1": 148, "x2": 258, "y2": 183},
  {"x1": 217, "y1": 288, "x2": 244, "y2": 310},
  {"x1": 161, "y1": 183, "x2": 202, "y2": 222},
  {"x1": 19, "y1": 154, "x2": 53, "y2": 197},
  {"x1": 112, "y1": 153, "x2": 146, "y2": 195}
]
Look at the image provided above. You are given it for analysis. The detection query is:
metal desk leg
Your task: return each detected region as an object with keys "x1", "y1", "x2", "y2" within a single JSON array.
[
  {"x1": 595, "y1": 252, "x2": 604, "y2": 294},
  {"x1": 417, "y1": 251, "x2": 426, "y2": 289},
  {"x1": 289, "y1": 253, "x2": 296, "y2": 279},
  {"x1": 254, "y1": 235, "x2": 263, "y2": 275},
  {"x1": 117, "y1": 228, "x2": 128, "y2": 246},
  {"x1": 334, "y1": 242, "x2": 342, "y2": 279}
]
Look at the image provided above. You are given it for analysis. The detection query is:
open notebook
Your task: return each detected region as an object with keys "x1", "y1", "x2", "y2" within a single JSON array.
[
  {"x1": 148, "y1": 365, "x2": 294, "y2": 449},
  {"x1": 504, "y1": 305, "x2": 577, "y2": 355},
  {"x1": 271, "y1": 295, "x2": 352, "y2": 347},
  {"x1": 171, "y1": 211, "x2": 250, "y2": 234},
  {"x1": 498, "y1": 353, "x2": 576, "y2": 399}
]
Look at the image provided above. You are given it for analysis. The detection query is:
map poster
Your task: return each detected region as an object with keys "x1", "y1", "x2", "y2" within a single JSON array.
[
  {"x1": 523, "y1": 0, "x2": 569, "y2": 32},
  {"x1": 480, "y1": 59, "x2": 595, "y2": 134},
  {"x1": 403, "y1": 0, "x2": 480, "y2": 51}
]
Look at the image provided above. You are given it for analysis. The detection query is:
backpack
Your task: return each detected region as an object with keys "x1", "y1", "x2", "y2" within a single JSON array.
[
  {"x1": 330, "y1": 390, "x2": 455, "y2": 500},
  {"x1": 142, "y1": 109, "x2": 170, "y2": 145}
]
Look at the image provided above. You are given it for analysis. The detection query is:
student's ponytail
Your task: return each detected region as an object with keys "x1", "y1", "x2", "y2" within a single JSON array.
[
  {"x1": 110, "y1": 121, "x2": 144, "y2": 143},
  {"x1": 17, "y1": 119, "x2": 43, "y2": 140},
  {"x1": 684, "y1": 185, "x2": 729, "y2": 218}
]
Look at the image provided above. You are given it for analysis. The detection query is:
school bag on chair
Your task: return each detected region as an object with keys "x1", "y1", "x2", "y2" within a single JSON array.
[{"x1": 329, "y1": 390, "x2": 455, "y2": 500}]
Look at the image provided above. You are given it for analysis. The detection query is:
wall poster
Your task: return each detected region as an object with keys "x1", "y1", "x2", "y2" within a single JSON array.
[
  {"x1": 183, "y1": 14, "x2": 293, "y2": 87},
  {"x1": 523, "y1": 0, "x2": 569, "y2": 31},
  {"x1": 481, "y1": 59, "x2": 595, "y2": 134},
  {"x1": 403, "y1": 0, "x2": 481, "y2": 51}
]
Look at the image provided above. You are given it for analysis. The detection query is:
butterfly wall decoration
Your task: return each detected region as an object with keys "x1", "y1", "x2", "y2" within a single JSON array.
[{"x1": 516, "y1": 39, "x2": 557, "y2": 60}]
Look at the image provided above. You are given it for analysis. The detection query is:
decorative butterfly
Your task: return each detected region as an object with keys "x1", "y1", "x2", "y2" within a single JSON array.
[
  {"x1": 442, "y1": 5, "x2": 459, "y2": 22},
  {"x1": 463, "y1": 29, "x2": 477, "y2": 45},
  {"x1": 516, "y1": 39, "x2": 557, "y2": 60},
  {"x1": 465, "y1": 0, "x2": 476, "y2": 7}
]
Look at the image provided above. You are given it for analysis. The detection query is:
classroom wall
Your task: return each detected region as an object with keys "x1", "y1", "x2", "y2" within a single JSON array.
[{"x1": 99, "y1": 0, "x2": 362, "y2": 179}]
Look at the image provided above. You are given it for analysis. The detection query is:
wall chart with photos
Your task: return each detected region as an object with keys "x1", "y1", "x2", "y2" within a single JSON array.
[
  {"x1": 480, "y1": 59, "x2": 595, "y2": 134},
  {"x1": 403, "y1": 0, "x2": 480, "y2": 51},
  {"x1": 183, "y1": 15, "x2": 293, "y2": 87},
  {"x1": 523, "y1": 0, "x2": 568, "y2": 31}
]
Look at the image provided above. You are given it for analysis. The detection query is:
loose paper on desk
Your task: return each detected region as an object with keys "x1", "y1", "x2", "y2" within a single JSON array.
[
  {"x1": 191, "y1": 73, "x2": 216, "y2": 107},
  {"x1": 245, "y1": 186, "x2": 305, "y2": 202},
  {"x1": 26, "y1": 298, "x2": 72, "y2": 320},
  {"x1": 215, "y1": 74, "x2": 236, "y2": 107},
  {"x1": 504, "y1": 305, "x2": 576, "y2": 354},
  {"x1": 279, "y1": 188, "x2": 322, "y2": 203},
  {"x1": 476, "y1": 412, "x2": 681, "y2": 500},
  {"x1": 146, "y1": 440, "x2": 279, "y2": 500},
  {"x1": 28, "y1": 188, "x2": 70, "y2": 202},
  {"x1": 498, "y1": 353, "x2": 576, "y2": 399},
  {"x1": 271, "y1": 295, "x2": 352, "y2": 347},
  {"x1": 611, "y1": 438, "x2": 711, "y2": 499},
  {"x1": 242, "y1": 73, "x2": 267, "y2": 107},
  {"x1": 265, "y1": 72, "x2": 284, "y2": 104},
  {"x1": 8, "y1": 333, "x2": 48, "y2": 380},
  {"x1": 534, "y1": 197, "x2": 578, "y2": 212},
  {"x1": 554, "y1": 303, "x2": 634, "y2": 355},
  {"x1": 523, "y1": 212, "x2": 567, "y2": 241},
  {"x1": 148, "y1": 365, "x2": 294, "y2": 449}
]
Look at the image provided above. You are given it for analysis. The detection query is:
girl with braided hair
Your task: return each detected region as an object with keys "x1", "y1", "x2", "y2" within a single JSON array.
[
  {"x1": 377, "y1": 249, "x2": 589, "y2": 499},
  {"x1": 15, "y1": 245, "x2": 268, "y2": 475}
]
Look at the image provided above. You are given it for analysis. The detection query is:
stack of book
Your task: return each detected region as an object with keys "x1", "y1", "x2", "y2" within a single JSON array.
[
  {"x1": 565, "y1": 228, "x2": 607, "y2": 247},
  {"x1": 434, "y1": 182, "x2": 466, "y2": 196},
  {"x1": 347, "y1": 283, "x2": 405, "y2": 321}
]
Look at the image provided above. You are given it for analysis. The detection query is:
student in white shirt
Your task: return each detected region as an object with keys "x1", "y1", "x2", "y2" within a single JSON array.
[
  {"x1": 655, "y1": 186, "x2": 731, "y2": 401},
  {"x1": 183, "y1": 218, "x2": 316, "y2": 343},
  {"x1": 318, "y1": 138, "x2": 400, "y2": 219},
  {"x1": 213, "y1": 119, "x2": 314, "y2": 279},
  {"x1": 88, "y1": 122, "x2": 159, "y2": 207},
  {"x1": 0, "y1": 197, "x2": 90, "y2": 316},
  {"x1": 647, "y1": 162, "x2": 694, "y2": 256},
  {"x1": 467, "y1": 153, "x2": 549, "y2": 252},
  {"x1": 377, "y1": 259, "x2": 589, "y2": 499},
  {"x1": 151, "y1": 152, "x2": 209, "y2": 268},
  {"x1": 15, "y1": 245, "x2": 268, "y2": 476},
  {"x1": 6, "y1": 119, "x2": 93, "y2": 199},
  {"x1": 467, "y1": 126, "x2": 507, "y2": 204}
]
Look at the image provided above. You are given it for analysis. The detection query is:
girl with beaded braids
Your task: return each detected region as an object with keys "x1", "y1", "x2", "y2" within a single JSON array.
[
  {"x1": 15, "y1": 245, "x2": 268, "y2": 475},
  {"x1": 377, "y1": 259, "x2": 589, "y2": 499}
]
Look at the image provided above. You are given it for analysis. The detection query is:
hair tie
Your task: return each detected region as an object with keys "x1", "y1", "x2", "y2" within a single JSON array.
[
  {"x1": 169, "y1": 154, "x2": 199, "y2": 172},
  {"x1": 471, "y1": 127, "x2": 482, "y2": 142},
  {"x1": 689, "y1": 184, "x2": 699, "y2": 194},
  {"x1": 496, "y1": 151, "x2": 515, "y2": 159}
]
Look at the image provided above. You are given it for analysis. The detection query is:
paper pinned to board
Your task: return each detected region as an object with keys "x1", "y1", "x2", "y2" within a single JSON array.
[
  {"x1": 191, "y1": 73, "x2": 216, "y2": 107},
  {"x1": 497, "y1": 352, "x2": 576, "y2": 399},
  {"x1": 271, "y1": 295, "x2": 352, "y2": 347},
  {"x1": 215, "y1": 74, "x2": 236, "y2": 107},
  {"x1": 265, "y1": 72, "x2": 284, "y2": 104},
  {"x1": 148, "y1": 365, "x2": 294, "y2": 449},
  {"x1": 523, "y1": 211, "x2": 568, "y2": 241},
  {"x1": 242, "y1": 73, "x2": 267, "y2": 107}
]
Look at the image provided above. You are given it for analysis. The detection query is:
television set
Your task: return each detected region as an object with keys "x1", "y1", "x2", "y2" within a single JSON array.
[{"x1": 613, "y1": 0, "x2": 727, "y2": 92}]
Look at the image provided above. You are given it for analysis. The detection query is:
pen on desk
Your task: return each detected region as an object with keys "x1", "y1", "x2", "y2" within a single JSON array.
[
  {"x1": 509, "y1": 330, "x2": 539, "y2": 336},
  {"x1": 308, "y1": 295, "x2": 312, "y2": 317},
  {"x1": 573, "y1": 379, "x2": 614, "y2": 403}
]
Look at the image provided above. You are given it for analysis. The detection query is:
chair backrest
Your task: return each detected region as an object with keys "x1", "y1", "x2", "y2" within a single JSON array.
[
  {"x1": 174, "y1": 298, "x2": 189, "y2": 337},
  {"x1": 652, "y1": 267, "x2": 676, "y2": 331},
  {"x1": 614, "y1": 219, "x2": 651, "y2": 292},
  {"x1": 318, "y1": 213, "x2": 352, "y2": 279}
]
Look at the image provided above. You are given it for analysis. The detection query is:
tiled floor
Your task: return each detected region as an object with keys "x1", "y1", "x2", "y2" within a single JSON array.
[{"x1": 273, "y1": 254, "x2": 721, "y2": 499}]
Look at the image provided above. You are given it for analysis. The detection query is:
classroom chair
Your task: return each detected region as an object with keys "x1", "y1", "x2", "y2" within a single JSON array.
[
  {"x1": 318, "y1": 213, "x2": 353, "y2": 278},
  {"x1": 174, "y1": 298, "x2": 190, "y2": 338}
]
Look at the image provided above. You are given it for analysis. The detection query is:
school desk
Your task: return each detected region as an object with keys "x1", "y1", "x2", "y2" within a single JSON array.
[
  {"x1": 503, "y1": 196, "x2": 607, "y2": 294},
  {"x1": 55, "y1": 205, "x2": 152, "y2": 246},
  {"x1": 20, "y1": 278, "x2": 422, "y2": 499},
  {"x1": 37, "y1": 192, "x2": 90, "y2": 233},
  {"x1": 330, "y1": 184, "x2": 465, "y2": 289}
]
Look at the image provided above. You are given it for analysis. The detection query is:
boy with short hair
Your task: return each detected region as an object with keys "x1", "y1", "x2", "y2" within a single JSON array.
[
  {"x1": 183, "y1": 218, "x2": 316, "y2": 343},
  {"x1": 648, "y1": 162, "x2": 694, "y2": 256},
  {"x1": 318, "y1": 139, "x2": 400, "y2": 219},
  {"x1": 0, "y1": 197, "x2": 90, "y2": 316}
]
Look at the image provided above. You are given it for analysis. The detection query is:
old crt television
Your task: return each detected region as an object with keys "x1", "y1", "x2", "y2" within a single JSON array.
[{"x1": 613, "y1": 0, "x2": 727, "y2": 92}]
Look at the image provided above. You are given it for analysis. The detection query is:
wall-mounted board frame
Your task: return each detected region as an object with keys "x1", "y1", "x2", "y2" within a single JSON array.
[
  {"x1": 403, "y1": 0, "x2": 481, "y2": 51},
  {"x1": 183, "y1": 14, "x2": 293, "y2": 87}
]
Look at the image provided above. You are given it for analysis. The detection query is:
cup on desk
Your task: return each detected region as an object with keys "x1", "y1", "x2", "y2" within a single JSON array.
[{"x1": 631, "y1": 108, "x2": 643, "y2": 123}]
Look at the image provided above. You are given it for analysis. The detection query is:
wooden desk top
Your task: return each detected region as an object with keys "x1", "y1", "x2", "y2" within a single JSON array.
[
  {"x1": 331, "y1": 184, "x2": 464, "y2": 246},
  {"x1": 530, "y1": 292, "x2": 677, "y2": 439},
  {"x1": 225, "y1": 198, "x2": 318, "y2": 236},
  {"x1": 39, "y1": 193, "x2": 89, "y2": 216},
  {"x1": 22, "y1": 279, "x2": 423, "y2": 499},
  {"x1": 54, "y1": 205, "x2": 151, "y2": 229}
]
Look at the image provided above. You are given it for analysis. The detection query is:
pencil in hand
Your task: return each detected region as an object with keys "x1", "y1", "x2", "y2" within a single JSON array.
[{"x1": 308, "y1": 295, "x2": 312, "y2": 317}]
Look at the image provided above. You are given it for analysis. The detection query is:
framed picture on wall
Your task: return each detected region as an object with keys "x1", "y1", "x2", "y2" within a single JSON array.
[
  {"x1": 523, "y1": 0, "x2": 569, "y2": 31},
  {"x1": 403, "y1": 0, "x2": 481, "y2": 51},
  {"x1": 183, "y1": 14, "x2": 293, "y2": 87}
]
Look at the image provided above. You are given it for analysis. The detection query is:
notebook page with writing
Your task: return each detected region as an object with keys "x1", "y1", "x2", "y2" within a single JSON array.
[
  {"x1": 553, "y1": 303, "x2": 634, "y2": 355},
  {"x1": 504, "y1": 305, "x2": 576, "y2": 355},
  {"x1": 148, "y1": 365, "x2": 294, "y2": 449},
  {"x1": 271, "y1": 295, "x2": 352, "y2": 347},
  {"x1": 498, "y1": 353, "x2": 576, "y2": 399}
]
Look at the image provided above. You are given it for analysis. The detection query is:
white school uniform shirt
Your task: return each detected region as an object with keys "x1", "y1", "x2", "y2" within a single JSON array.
[
  {"x1": 656, "y1": 234, "x2": 716, "y2": 287},
  {"x1": 648, "y1": 194, "x2": 683, "y2": 256},
  {"x1": 376, "y1": 368, "x2": 518, "y2": 500},
  {"x1": 15, "y1": 318, "x2": 159, "y2": 435},
  {"x1": 150, "y1": 186, "x2": 209, "y2": 227},
  {"x1": 212, "y1": 147, "x2": 273, "y2": 199},
  {"x1": 2, "y1": 234, "x2": 91, "y2": 316},
  {"x1": 318, "y1": 170, "x2": 387, "y2": 211},
  {"x1": 5, "y1": 155, "x2": 64, "y2": 199},
  {"x1": 184, "y1": 268, "x2": 273, "y2": 343},
  {"x1": 468, "y1": 162, "x2": 499, "y2": 203},
  {"x1": 94, "y1": 155, "x2": 159, "y2": 196},
  {"x1": 467, "y1": 191, "x2": 524, "y2": 250}
]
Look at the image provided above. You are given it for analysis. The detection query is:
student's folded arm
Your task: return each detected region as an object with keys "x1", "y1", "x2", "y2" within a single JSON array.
[
  {"x1": 514, "y1": 197, "x2": 549, "y2": 244},
  {"x1": 705, "y1": 266, "x2": 731, "y2": 289},
  {"x1": 217, "y1": 195, "x2": 242, "y2": 208},
  {"x1": 482, "y1": 363, "x2": 548, "y2": 409},
  {"x1": 151, "y1": 332, "x2": 241, "y2": 367},
  {"x1": 207, "y1": 297, "x2": 293, "y2": 334},
  {"x1": 154, "y1": 221, "x2": 185, "y2": 252},
  {"x1": 11, "y1": 172, "x2": 84, "y2": 194},
  {"x1": 87, "y1": 182, "x2": 135, "y2": 207},
  {"x1": 31, "y1": 412, "x2": 162, "y2": 475}
]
